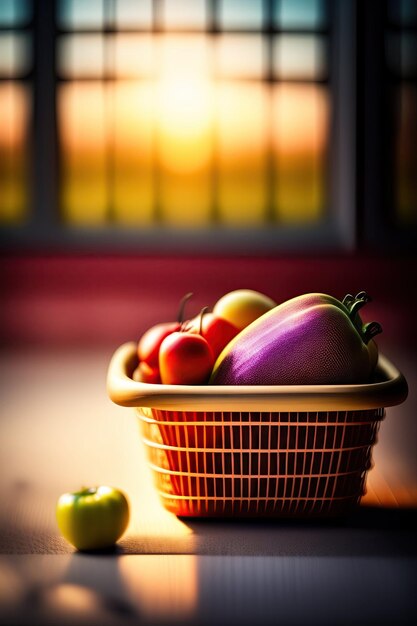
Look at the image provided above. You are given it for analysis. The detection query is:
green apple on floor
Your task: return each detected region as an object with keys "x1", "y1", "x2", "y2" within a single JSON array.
[{"x1": 56, "y1": 486, "x2": 130, "y2": 551}]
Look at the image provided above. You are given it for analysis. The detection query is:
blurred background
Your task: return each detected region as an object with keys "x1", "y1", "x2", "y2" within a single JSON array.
[
  {"x1": 0, "y1": 1, "x2": 416, "y2": 458},
  {"x1": 0, "y1": 0, "x2": 416, "y2": 342}
]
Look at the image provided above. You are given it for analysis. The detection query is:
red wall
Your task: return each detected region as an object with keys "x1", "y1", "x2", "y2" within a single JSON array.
[{"x1": 1, "y1": 254, "x2": 416, "y2": 354}]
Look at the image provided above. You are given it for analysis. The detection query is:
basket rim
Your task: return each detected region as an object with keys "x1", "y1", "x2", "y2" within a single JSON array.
[{"x1": 107, "y1": 341, "x2": 408, "y2": 412}]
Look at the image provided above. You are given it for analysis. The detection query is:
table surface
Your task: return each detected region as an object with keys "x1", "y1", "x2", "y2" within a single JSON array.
[{"x1": 1, "y1": 345, "x2": 416, "y2": 625}]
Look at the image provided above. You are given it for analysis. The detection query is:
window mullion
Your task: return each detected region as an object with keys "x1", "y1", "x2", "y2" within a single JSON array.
[{"x1": 32, "y1": 0, "x2": 58, "y2": 233}]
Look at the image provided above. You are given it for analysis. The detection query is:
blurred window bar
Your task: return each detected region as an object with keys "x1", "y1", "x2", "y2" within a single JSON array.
[
  {"x1": 386, "y1": 0, "x2": 417, "y2": 227},
  {"x1": 0, "y1": 0, "x2": 31, "y2": 225}
]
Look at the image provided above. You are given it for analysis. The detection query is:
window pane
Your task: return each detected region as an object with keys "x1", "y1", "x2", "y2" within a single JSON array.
[
  {"x1": 157, "y1": 77, "x2": 214, "y2": 226},
  {"x1": 219, "y1": 0, "x2": 264, "y2": 30},
  {"x1": 113, "y1": 34, "x2": 155, "y2": 78},
  {"x1": 0, "y1": 33, "x2": 31, "y2": 77},
  {"x1": 215, "y1": 34, "x2": 266, "y2": 79},
  {"x1": 0, "y1": 0, "x2": 31, "y2": 26},
  {"x1": 58, "y1": 0, "x2": 104, "y2": 30},
  {"x1": 58, "y1": 82, "x2": 109, "y2": 224},
  {"x1": 58, "y1": 34, "x2": 105, "y2": 78},
  {"x1": 161, "y1": 0, "x2": 207, "y2": 30},
  {"x1": 275, "y1": 0, "x2": 325, "y2": 30},
  {"x1": 388, "y1": 0, "x2": 417, "y2": 25},
  {"x1": 395, "y1": 84, "x2": 417, "y2": 224},
  {"x1": 273, "y1": 35, "x2": 326, "y2": 80},
  {"x1": 113, "y1": 83, "x2": 155, "y2": 225},
  {"x1": 0, "y1": 82, "x2": 29, "y2": 224},
  {"x1": 216, "y1": 83, "x2": 268, "y2": 225},
  {"x1": 387, "y1": 33, "x2": 417, "y2": 78},
  {"x1": 158, "y1": 35, "x2": 211, "y2": 79},
  {"x1": 215, "y1": 35, "x2": 265, "y2": 79},
  {"x1": 272, "y1": 84, "x2": 328, "y2": 223},
  {"x1": 59, "y1": 34, "x2": 161, "y2": 79},
  {"x1": 115, "y1": 0, "x2": 153, "y2": 29}
]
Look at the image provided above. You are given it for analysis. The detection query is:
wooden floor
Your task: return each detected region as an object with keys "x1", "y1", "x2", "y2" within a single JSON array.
[{"x1": 0, "y1": 345, "x2": 416, "y2": 625}]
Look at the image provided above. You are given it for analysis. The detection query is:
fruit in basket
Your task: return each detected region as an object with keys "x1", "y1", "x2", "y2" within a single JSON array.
[
  {"x1": 213, "y1": 289, "x2": 277, "y2": 331},
  {"x1": 138, "y1": 292, "x2": 193, "y2": 368},
  {"x1": 185, "y1": 312, "x2": 240, "y2": 360},
  {"x1": 159, "y1": 309, "x2": 215, "y2": 385},
  {"x1": 210, "y1": 292, "x2": 382, "y2": 385},
  {"x1": 132, "y1": 361, "x2": 161, "y2": 384},
  {"x1": 56, "y1": 486, "x2": 130, "y2": 551}
]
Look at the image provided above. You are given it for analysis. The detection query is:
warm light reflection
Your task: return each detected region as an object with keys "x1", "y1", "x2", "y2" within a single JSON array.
[
  {"x1": 0, "y1": 82, "x2": 28, "y2": 223},
  {"x1": 0, "y1": 561, "x2": 23, "y2": 607},
  {"x1": 120, "y1": 555, "x2": 198, "y2": 620},
  {"x1": 128, "y1": 417, "x2": 195, "y2": 541},
  {"x1": 42, "y1": 583, "x2": 102, "y2": 618},
  {"x1": 362, "y1": 465, "x2": 417, "y2": 508}
]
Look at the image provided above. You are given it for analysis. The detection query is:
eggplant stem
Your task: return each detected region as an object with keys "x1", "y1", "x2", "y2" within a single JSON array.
[
  {"x1": 342, "y1": 293, "x2": 355, "y2": 308},
  {"x1": 362, "y1": 321, "x2": 383, "y2": 343},
  {"x1": 349, "y1": 296, "x2": 370, "y2": 319},
  {"x1": 355, "y1": 291, "x2": 372, "y2": 304},
  {"x1": 177, "y1": 292, "x2": 193, "y2": 323}
]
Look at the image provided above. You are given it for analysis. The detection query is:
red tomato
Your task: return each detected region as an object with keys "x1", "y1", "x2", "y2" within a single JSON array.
[
  {"x1": 137, "y1": 322, "x2": 180, "y2": 368},
  {"x1": 159, "y1": 332, "x2": 214, "y2": 385},
  {"x1": 186, "y1": 312, "x2": 240, "y2": 360},
  {"x1": 137, "y1": 293, "x2": 193, "y2": 368}
]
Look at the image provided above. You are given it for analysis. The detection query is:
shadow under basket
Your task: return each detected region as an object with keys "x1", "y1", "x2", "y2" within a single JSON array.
[{"x1": 107, "y1": 342, "x2": 408, "y2": 519}]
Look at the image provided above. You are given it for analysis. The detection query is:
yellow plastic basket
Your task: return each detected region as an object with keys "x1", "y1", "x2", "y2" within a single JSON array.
[{"x1": 107, "y1": 342, "x2": 408, "y2": 519}]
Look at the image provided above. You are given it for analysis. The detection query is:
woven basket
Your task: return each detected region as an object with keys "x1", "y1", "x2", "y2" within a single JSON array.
[{"x1": 108, "y1": 342, "x2": 408, "y2": 518}]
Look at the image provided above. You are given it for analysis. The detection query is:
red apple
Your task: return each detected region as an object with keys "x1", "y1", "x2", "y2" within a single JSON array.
[
  {"x1": 137, "y1": 293, "x2": 193, "y2": 368},
  {"x1": 159, "y1": 329, "x2": 214, "y2": 385},
  {"x1": 186, "y1": 312, "x2": 240, "y2": 360}
]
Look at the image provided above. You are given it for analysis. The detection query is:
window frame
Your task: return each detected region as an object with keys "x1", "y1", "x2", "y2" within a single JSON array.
[
  {"x1": 359, "y1": 0, "x2": 417, "y2": 251},
  {"x1": 0, "y1": 0, "x2": 357, "y2": 254}
]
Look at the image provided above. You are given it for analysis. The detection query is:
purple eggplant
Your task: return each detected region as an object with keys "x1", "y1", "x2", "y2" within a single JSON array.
[{"x1": 209, "y1": 292, "x2": 382, "y2": 386}]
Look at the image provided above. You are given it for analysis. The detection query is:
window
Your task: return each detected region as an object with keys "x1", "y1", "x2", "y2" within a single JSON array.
[
  {"x1": 54, "y1": 0, "x2": 337, "y2": 249},
  {"x1": 3, "y1": 1, "x2": 414, "y2": 252}
]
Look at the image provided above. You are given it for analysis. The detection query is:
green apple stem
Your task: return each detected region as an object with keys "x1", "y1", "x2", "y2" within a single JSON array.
[{"x1": 78, "y1": 487, "x2": 97, "y2": 496}]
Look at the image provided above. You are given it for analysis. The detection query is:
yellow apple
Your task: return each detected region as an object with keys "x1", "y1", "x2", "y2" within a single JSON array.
[{"x1": 213, "y1": 289, "x2": 277, "y2": 331}]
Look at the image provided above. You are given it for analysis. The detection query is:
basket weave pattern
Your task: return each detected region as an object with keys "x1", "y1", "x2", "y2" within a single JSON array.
[{"x1": 137, "y1": 407, "x2": 385, "y2": 518}]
